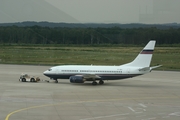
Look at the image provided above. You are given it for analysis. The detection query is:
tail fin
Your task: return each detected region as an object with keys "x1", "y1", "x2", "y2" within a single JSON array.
[{"x1": 123, "y1": 40, "x2": 156, "y2": 67}]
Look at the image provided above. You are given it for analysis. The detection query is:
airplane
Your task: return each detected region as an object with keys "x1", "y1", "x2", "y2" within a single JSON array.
[{"x1": 43, "y1": 40, "x2": 161, "y2": 85}]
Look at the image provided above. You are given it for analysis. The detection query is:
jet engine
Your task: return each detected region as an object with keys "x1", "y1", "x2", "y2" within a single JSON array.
[{"x1": 69, "y1": 76, "x2": 84, "y2": 83}]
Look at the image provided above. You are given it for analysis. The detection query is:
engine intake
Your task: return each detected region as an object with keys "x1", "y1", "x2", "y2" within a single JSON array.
[{"x1": 70, "y1": 76, "x2": 84, "y2": 83}]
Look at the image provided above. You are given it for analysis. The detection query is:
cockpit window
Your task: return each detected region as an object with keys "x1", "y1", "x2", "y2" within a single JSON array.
[{"x1": 48, "y1": 69, "x2": 52, "y2": 71}]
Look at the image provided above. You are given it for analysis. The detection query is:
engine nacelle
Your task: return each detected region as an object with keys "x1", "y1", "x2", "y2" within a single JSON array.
[{"x1": 70, "y1": 76, "x2": 84, "y2": 83}]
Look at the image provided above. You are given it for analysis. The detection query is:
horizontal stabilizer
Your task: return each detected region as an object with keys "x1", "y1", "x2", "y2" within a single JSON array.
[
  {"x1": 150, "y1": 65, "x2": 162, "y2": 70},
  {"x1": 139, "y1": 65, "x2": 162, "y2": 72},
  {"x1": 139, "y1": 67, "x2": 150, "y2": 71}
]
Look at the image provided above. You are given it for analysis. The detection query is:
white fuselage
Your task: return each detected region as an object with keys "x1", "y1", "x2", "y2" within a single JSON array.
[{"x1": 43, "y1": 65, "x2": 149, "y2": 80}]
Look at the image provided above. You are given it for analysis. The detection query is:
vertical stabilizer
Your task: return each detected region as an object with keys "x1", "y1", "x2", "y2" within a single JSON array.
[{"x1": 123, "y1": 40, "x2": 156, "y2": 67}]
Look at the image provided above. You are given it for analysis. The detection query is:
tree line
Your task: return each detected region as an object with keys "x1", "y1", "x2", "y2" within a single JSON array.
[{"x1": 0, "y1": 25, "x2": 180, "y2": 45}]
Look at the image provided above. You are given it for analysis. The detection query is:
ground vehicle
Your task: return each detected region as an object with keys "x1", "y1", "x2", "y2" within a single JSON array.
[{"x1": 19, "y1": 74, "x2": 40, "y2": 82}]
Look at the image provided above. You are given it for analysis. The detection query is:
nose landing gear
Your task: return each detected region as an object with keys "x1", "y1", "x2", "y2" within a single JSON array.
[{"x1": 51, "y1": 78, "x2": 58, "y2": 83}]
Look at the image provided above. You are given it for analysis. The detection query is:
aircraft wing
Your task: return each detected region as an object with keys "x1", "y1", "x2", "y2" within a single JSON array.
[{"x1": 75, "y1": 74, "x2": 101, "y2": 79}]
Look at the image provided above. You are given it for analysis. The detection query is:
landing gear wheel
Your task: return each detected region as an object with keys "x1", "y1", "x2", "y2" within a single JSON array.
[
  {"x1": 55, "y1": 80, "x2": 58, "y2": 83},
  {"x1": 99, "y1": 80, "x2": 104, "y2": 85},
  {"x1": 92, "y1": 81, "x2": 97, "y2": 85}
]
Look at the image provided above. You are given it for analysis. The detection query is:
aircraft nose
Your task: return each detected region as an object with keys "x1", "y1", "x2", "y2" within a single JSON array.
[{"x1": 43, "y1": 70, "x2": 48, "y2": 75}]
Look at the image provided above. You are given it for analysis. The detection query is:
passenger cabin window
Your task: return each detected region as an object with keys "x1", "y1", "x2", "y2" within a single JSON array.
[
  {"x1": 79, "y1": 70, "x2": 122, "y2": 73},
  {"x1": 61, "y1": 70, "x2": 78, "y2": 72}
]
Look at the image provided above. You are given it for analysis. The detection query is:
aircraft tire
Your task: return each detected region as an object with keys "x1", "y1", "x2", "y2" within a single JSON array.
[
  {"x1": 99, "y1": 80, "x2": 104, "y2": 85},
  {"x1": 92, "y1": 81, "x2": 97, "y2": 85}
]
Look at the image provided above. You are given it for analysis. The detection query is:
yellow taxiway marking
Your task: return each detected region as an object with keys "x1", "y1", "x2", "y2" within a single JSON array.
[{"x1": 5, "y1": 96, "x2": 179, "y2": 120}]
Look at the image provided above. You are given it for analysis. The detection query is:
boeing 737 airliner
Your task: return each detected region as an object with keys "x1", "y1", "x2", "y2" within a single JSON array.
[{"x1": 43, "y1": 40, "x2": 161, "y2": 85}]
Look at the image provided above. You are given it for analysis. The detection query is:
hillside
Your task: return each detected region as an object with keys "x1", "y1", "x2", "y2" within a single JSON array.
[
  {"x1": 0, "y1": 0, "x2": 77, "y2": 23},
  {"x1": 0, "y1": 21, "x2": 180, "y2": 29}
]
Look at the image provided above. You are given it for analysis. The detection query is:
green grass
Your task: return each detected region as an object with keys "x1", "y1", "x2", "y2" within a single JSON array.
[{"x1": 0, "y1": 46, "x2": 180, "y2": 71}]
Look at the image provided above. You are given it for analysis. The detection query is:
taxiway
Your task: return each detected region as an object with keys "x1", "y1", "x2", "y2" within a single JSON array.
[{"x1": 0, "y1": 64, "x2": 180, "y2": 120}]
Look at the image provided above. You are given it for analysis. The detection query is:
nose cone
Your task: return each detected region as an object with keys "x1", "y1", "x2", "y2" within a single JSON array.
[{"x1": 43, "y1": 70, "x2": 49, "y2": 76}]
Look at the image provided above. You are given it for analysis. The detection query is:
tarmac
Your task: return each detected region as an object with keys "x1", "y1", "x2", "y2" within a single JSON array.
[{"x1": 0, "y1": 64, "x2": 180, "y2": 120}]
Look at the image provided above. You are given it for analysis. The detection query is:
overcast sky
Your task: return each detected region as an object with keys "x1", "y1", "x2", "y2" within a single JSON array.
[
  {"x1": 0, "y1": 0, "x2": 180, "y2": 24},
  {"x1": 45, "y1": 0, "x2": 153, "y2": 23}
]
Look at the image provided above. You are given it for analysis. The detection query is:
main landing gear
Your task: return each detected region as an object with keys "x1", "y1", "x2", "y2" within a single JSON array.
[
  {"x1": 92, "y1": 80, "x2": 104, "y2": 85},
  {"x1": 92, "y1": 81, "x2": 97, "y2": 85},
  {"x1": 99, "y1": 80, "x2": 104, "y2": 85}
]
